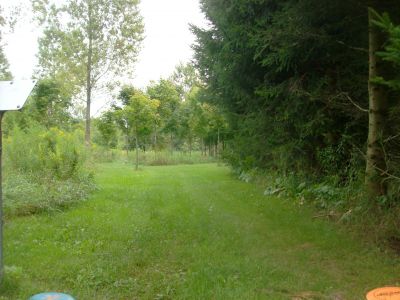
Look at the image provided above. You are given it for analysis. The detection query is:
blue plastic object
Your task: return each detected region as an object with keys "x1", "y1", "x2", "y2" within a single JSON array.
[{"x1": 29, "y1": 292, "x2": 75, "y2": 300}]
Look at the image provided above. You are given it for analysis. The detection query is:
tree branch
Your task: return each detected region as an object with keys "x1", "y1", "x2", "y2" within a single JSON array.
[
  {"x1": 384, "y1": 133, "x2": 400, "y2": 144},
  {"x1": 352, "y1": 143, "x2": 400, "y2": 182},
  {"x1": 336, "y1": 40, "x2": 368, "y2": 53},
  {"x1": 344, "y1": 93, "x2": 369, "y2": 113}
]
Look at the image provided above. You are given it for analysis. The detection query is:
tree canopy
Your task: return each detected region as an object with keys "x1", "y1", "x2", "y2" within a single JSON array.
[
  {"x1": 192, "y1": 0, "x2": 400, "y2": 200},
  {"x1": 33, "y1": 0, "x2": 144, "y2": 145}
]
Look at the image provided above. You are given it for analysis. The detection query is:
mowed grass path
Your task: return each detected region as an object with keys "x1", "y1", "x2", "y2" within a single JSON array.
[{"x1": 1, "y1": 163, "x2": 399, "y2": 299}]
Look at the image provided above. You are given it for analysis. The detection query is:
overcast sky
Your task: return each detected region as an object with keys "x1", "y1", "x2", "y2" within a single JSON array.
[
  {"x1": 2, "y1": 0, "x2": 207, "y2": 114},
  {"x1": 135, "y1": 0, "x2": 207, "y2": 87}
]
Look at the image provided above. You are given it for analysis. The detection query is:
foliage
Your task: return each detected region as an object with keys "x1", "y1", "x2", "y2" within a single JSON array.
[
  {"x1": 146, "y1": 79, "x2": 181, "y2": 140},
  {"x1": 170, "y1": 63, "x2": 201, "y2": 99},
  {"x1": 28, "y1": 79, "x2": 74, "y2": 129},
  {"x1": 113, "y1": 88, "x2": 159, "y2": 142},
  {"x1": 193, "y1": 0, "x2": 369, "y2": 177},
  {"x1": 33, "y1": 0, "x2": 144, "y2": 143},
  {"x1": 0, "y1": 7, "x2": 96, "y2": 217},
  {"x1": 94, "y1": 111, "x2": 118, "y2": 148},
  {"x1": 3, "y1": 78, "x2": 76, "y2": 129},
  {"x1": 190, "y1": 0, "x2": 400, "y2": 243},
  {"x1": 3, "y1": 126, "x2": 94, "y2": 216},
  {"x1": 94, "y1": 66, "x2": 230, "y2": 165},
  {"x1": 6, "y1": 127, "x2": 85, "y2": 179},
  {"x1": 116, "y1": 90, "x2": 160, "y2": 139},
  {"x1": 33, "y1": 0, "x2": 144, "y2": 85},
  {"x1": 4, "y1": 172, "x2": 94, "y2": 217},
  {"x1": 372, "y1": 11, "x2": 400, "y2": 90},
  {"x1": 112, "y1": 87, "x2": 159, "y2": 169}
]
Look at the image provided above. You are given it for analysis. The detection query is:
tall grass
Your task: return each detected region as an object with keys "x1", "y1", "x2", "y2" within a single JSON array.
[
  {"x1": 235, "y1": 167, "x2": 400, "y2": 253},
  {"x1": 3, "y1": 127, "x2": 95, "y2": 217},
  {"x1": 92, "y1": 146, "x2": 218, "y2": 166}
]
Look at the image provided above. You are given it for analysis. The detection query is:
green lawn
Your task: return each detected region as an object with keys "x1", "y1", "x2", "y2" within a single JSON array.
[{"x1": 1, "y1": 163, "x2": 399, "y2": 299}]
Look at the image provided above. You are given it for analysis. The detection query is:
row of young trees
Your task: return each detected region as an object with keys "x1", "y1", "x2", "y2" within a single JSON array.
[
  {"x1": 1, "y1": 1, "x2": 228, "y2": 171},
  {"x1": 95, "y1": 65, "x2": 229, "y2": 169},
  {"x1": 192, "y1": 0, "x2": 400, "y2": 201}
]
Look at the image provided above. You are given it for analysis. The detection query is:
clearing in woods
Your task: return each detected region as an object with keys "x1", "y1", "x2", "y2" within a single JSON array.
[{"x1": 1, "y1": 163, "x2": 399, "y2": 299}]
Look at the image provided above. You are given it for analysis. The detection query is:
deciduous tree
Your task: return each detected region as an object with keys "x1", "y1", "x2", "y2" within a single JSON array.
[
  {"x1": 114, "y1": 88, "x2": 159, "y2": 170},
  {"x1": 33, "y1": 0, "x2": 144, "y2": 145},
  {"x1": 147, "y1": 79, "x2": 181, "y2": 152}
]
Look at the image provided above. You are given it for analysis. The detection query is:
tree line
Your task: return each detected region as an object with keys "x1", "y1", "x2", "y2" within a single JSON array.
[
  {"x1": 1, "y1": 1, "x2": 228, "y2": 170},
  {"x1": 192, "y1": 0, "x2": 400, "y2": 202},
  {"x1": 95, "y1": 65, "x2": 229, "y2": 169}
]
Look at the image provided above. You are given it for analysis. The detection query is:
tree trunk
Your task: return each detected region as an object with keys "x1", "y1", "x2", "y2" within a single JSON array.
[
  {"x1": 189, "y1": 134, "x2": 192, "y2": 156},
  {"x1": 170, "y1": 133, "x2": 174, "y2": 154},
  {"x1": 217, "y1": 128, "x2": 220, "y2": 157},
  {"x1": 153, "y1": 125, "x2": 158, "y2": 161},
  {"x1": 85, "y1": 61, "x2": 92, "y2": 146},
  {"x1": 365, "y1": 6, "x2": 389, "y2": 197},
  {"x1": 85, "y1": 3, "x2": 93, "y2": 147},
  {"x1": 135, "y1": 134, "x2": 139, "y2": 171},
  {"x1": 154, "y1": 124, "x2": 157, "y2": 150},
  {"x1": 126, "y1": 128, "x2": 129, "y2": 157}
]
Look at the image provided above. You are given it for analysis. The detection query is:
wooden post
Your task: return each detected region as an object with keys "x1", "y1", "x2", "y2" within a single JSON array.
[
  {"x1": 135, "y1": 135, "x2": 139, "y2": 171},
  {"x1": 126, "y1": 128, "x2": 129, "y2": 157},
  {"x1": 217, "y1": 128, "x2": 220, "y2": 157}
]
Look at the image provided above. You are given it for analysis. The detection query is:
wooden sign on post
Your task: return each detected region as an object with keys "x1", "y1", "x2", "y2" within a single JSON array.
[{"x1": 0, "y1": 80, "x2": 37, "y2": 281}]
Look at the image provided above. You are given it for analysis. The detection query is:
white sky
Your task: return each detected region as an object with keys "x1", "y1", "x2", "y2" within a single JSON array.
[
  {"x1": 135, "y1": 0, "x2": 207, "y2": 87},
  {"x1": 2, "y1": 0, "x2": 207, "y2": 115}
]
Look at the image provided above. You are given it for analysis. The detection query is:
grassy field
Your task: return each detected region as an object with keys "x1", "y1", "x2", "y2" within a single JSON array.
[{"x1": 1, "y1": 163, "x2": 399, "y2": 299}]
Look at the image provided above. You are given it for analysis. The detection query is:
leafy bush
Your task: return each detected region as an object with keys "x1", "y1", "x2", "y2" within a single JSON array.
[
  {"x1": 5, "y1": 127, "x2": 86, "y2": 179},
  {"x1": 3, "y1": 126, "x2": 95, "y2": 217},
  {"x1": 4, "y1": 173, "x2": 95, "y2": 217}
]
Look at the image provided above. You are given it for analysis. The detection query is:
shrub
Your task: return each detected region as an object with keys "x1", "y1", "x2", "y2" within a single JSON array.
[
  {"x1": 5, "y1": 127, "x2": 87, "y2": 179},
  {"x1": 3, "y1": 126, "x2": 95, "y2": 217}
]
